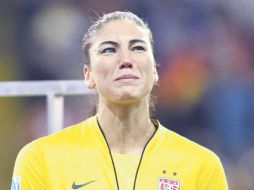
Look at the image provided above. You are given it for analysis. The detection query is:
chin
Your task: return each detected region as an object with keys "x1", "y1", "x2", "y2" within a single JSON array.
[
  {"x1": 107, "y1": 86, "x2": 149, "y2": 104},
  {"x1": 116, "y1": 94, "x2": 138, "y2": 102},
  {"x1": 113, "y1": 91, "x2": 147, "y2": 104}
]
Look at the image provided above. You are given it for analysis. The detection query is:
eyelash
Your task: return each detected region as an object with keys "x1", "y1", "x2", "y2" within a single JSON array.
[
  {"x1": 100, "y1": 46, "x2": 146, "y2": 54},
  {"x1": 101, "y1": 47, "x2": 116, "y2": 54},
  {"x1": 132, "y1": 46, "x2": 146, "y2": 51}
]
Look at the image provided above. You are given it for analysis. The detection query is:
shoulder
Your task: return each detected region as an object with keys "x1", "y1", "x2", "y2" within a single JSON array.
[
  {"x1": 16, "y1": 116, "x2": 96, "y2": 158},
  {"x1": 158, "y1": 123, "x2": 221, "y2": 163}
]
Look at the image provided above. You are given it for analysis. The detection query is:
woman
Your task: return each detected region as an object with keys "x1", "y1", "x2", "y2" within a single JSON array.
[{"x1": 11, "y1": 11, "x2": 228, "y2": 190}]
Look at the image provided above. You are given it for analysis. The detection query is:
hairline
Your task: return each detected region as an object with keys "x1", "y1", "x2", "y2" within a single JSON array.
[{"x1": 88, "y1": 19, "x2": 152, "y2": 50}]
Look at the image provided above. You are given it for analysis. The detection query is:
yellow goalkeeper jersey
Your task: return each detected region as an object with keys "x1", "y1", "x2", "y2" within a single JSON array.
[{"x1": 11, "y1": 115, "x2": 228, "y2": 190}]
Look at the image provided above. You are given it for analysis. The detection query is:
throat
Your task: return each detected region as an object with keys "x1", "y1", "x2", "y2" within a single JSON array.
[{"x1": 96, "y1": 109, "x2": 157, "y2": 155}]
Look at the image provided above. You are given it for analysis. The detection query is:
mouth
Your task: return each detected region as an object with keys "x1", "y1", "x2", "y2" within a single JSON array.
[{"x1": 114, "y1": 74, "x2": 139, "y2": 81}]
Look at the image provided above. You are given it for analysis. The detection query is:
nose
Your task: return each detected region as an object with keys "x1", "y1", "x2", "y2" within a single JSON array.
[{"x1": 119, "y1": 50, "x2": 133, "y2": 69}]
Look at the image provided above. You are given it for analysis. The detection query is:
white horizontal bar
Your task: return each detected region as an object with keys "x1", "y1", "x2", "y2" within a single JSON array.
[{"x1": 0, "y1": 80, "x2": 93, "y2": 97}]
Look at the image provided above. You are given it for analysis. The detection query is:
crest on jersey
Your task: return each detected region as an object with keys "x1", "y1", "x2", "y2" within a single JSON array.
[
  {"x1": 158, "y1": 177, "x2": 180, "y2": 190},
  {"x1": 11, "y1": 176, "x2": 21, "y2": 190}
]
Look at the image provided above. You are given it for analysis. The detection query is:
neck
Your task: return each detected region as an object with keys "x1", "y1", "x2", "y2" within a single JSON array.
[{"x1": 97, "y1": 98, "x2": 156, "y2": 155}]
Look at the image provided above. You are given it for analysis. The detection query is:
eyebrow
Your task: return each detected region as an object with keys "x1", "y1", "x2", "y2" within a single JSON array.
[
  {"x1": 98, "y1": 41, "x2": 118, "y2": 48},
  {"x1": 98, "y1": 39, "x2": 146, "y2": 48},
  {"x1": 129, "y1": 39, "x2": 146, "y2": 46}
]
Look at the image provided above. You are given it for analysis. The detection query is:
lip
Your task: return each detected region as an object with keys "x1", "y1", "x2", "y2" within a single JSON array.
[{"x1": 114, "y1": 74, "x2": 139, "y2": 81}]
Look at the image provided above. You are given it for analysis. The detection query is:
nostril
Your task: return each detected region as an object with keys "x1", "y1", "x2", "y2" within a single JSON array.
[
  {"x1": 128, "y1": 64, "x2": 133, "y2": 68},
  {"x1": 120, "y1": 62, "x2": 133, "y2": 69}
]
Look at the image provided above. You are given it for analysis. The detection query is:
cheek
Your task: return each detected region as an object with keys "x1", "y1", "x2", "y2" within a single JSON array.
[
  {"x1": 91, "y1": 59, "x2": 112, "y2": 87},
  {"x1": 138, "y1": 57, "x2": 155, "y2": 76},
  {"x1": 142, "y1": 61, "x2": 157, "y2": 86}
]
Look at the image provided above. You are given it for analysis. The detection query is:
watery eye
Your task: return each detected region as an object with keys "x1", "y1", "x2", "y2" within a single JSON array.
[
  {"x1": 132, "y1": 46, "x2": 146, "y2": 51},
  {"x1": 101, "y1": 47, "x2": 116, "y2": 54}
]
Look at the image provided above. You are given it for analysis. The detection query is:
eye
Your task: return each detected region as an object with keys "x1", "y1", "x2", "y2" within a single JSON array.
[
  {"x1": 132, "y1": 46, "x2": 146, "y2": 52},
  {"x1": 101, "y1": 47, "x2": 116, "y2": 54}
]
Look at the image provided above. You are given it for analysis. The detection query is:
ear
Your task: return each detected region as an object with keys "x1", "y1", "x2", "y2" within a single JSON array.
[
  {"x1": 153, "y1": 64, "x2": 159, "y2": 84},
  {"x1": 83, "y1": 65, "x2": 95, "y2": 89}
]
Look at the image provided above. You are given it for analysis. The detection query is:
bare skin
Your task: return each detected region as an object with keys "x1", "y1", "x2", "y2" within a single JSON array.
[{"x1": 97, "y1": 95, "x2": 156, "y2": 155}]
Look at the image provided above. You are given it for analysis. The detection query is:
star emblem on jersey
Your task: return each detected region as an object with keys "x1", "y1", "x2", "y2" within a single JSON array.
[
  {"x1": 158, "y1": 177, "x2": 180, "y2": 190},
  {"x1": 72, "y1": 180, "x2": 96, "y2": 189}
]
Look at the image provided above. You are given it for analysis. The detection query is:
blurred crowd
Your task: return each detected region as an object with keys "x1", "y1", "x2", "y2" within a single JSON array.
[{"x1": 1, "y1": 0, "x2": 254, "y2": 189}]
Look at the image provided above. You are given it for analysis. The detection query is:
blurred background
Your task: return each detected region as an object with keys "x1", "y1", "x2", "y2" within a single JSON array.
[{"x1": 1, "y1": 0, "x2": 254, "y2": 189}]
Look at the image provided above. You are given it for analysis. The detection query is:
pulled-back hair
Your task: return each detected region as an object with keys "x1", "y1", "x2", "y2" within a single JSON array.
[{"x1": 82, "y1": 11, "x2": 154, "y2": 66}]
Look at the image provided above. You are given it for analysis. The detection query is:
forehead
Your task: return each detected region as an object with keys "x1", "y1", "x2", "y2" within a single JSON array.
[{"x1": 92, "y1": 20, "x2": 150, "y2": 44}]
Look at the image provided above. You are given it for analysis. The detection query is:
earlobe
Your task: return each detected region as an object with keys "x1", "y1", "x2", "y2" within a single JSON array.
[{"x1": 83, "y1": 66, "x2": 95, "y2": 89}]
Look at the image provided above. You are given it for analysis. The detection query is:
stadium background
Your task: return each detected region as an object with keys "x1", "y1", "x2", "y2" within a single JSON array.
[{"x1": 1, "y1": 0, "x2": 254, "y2": 189}]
